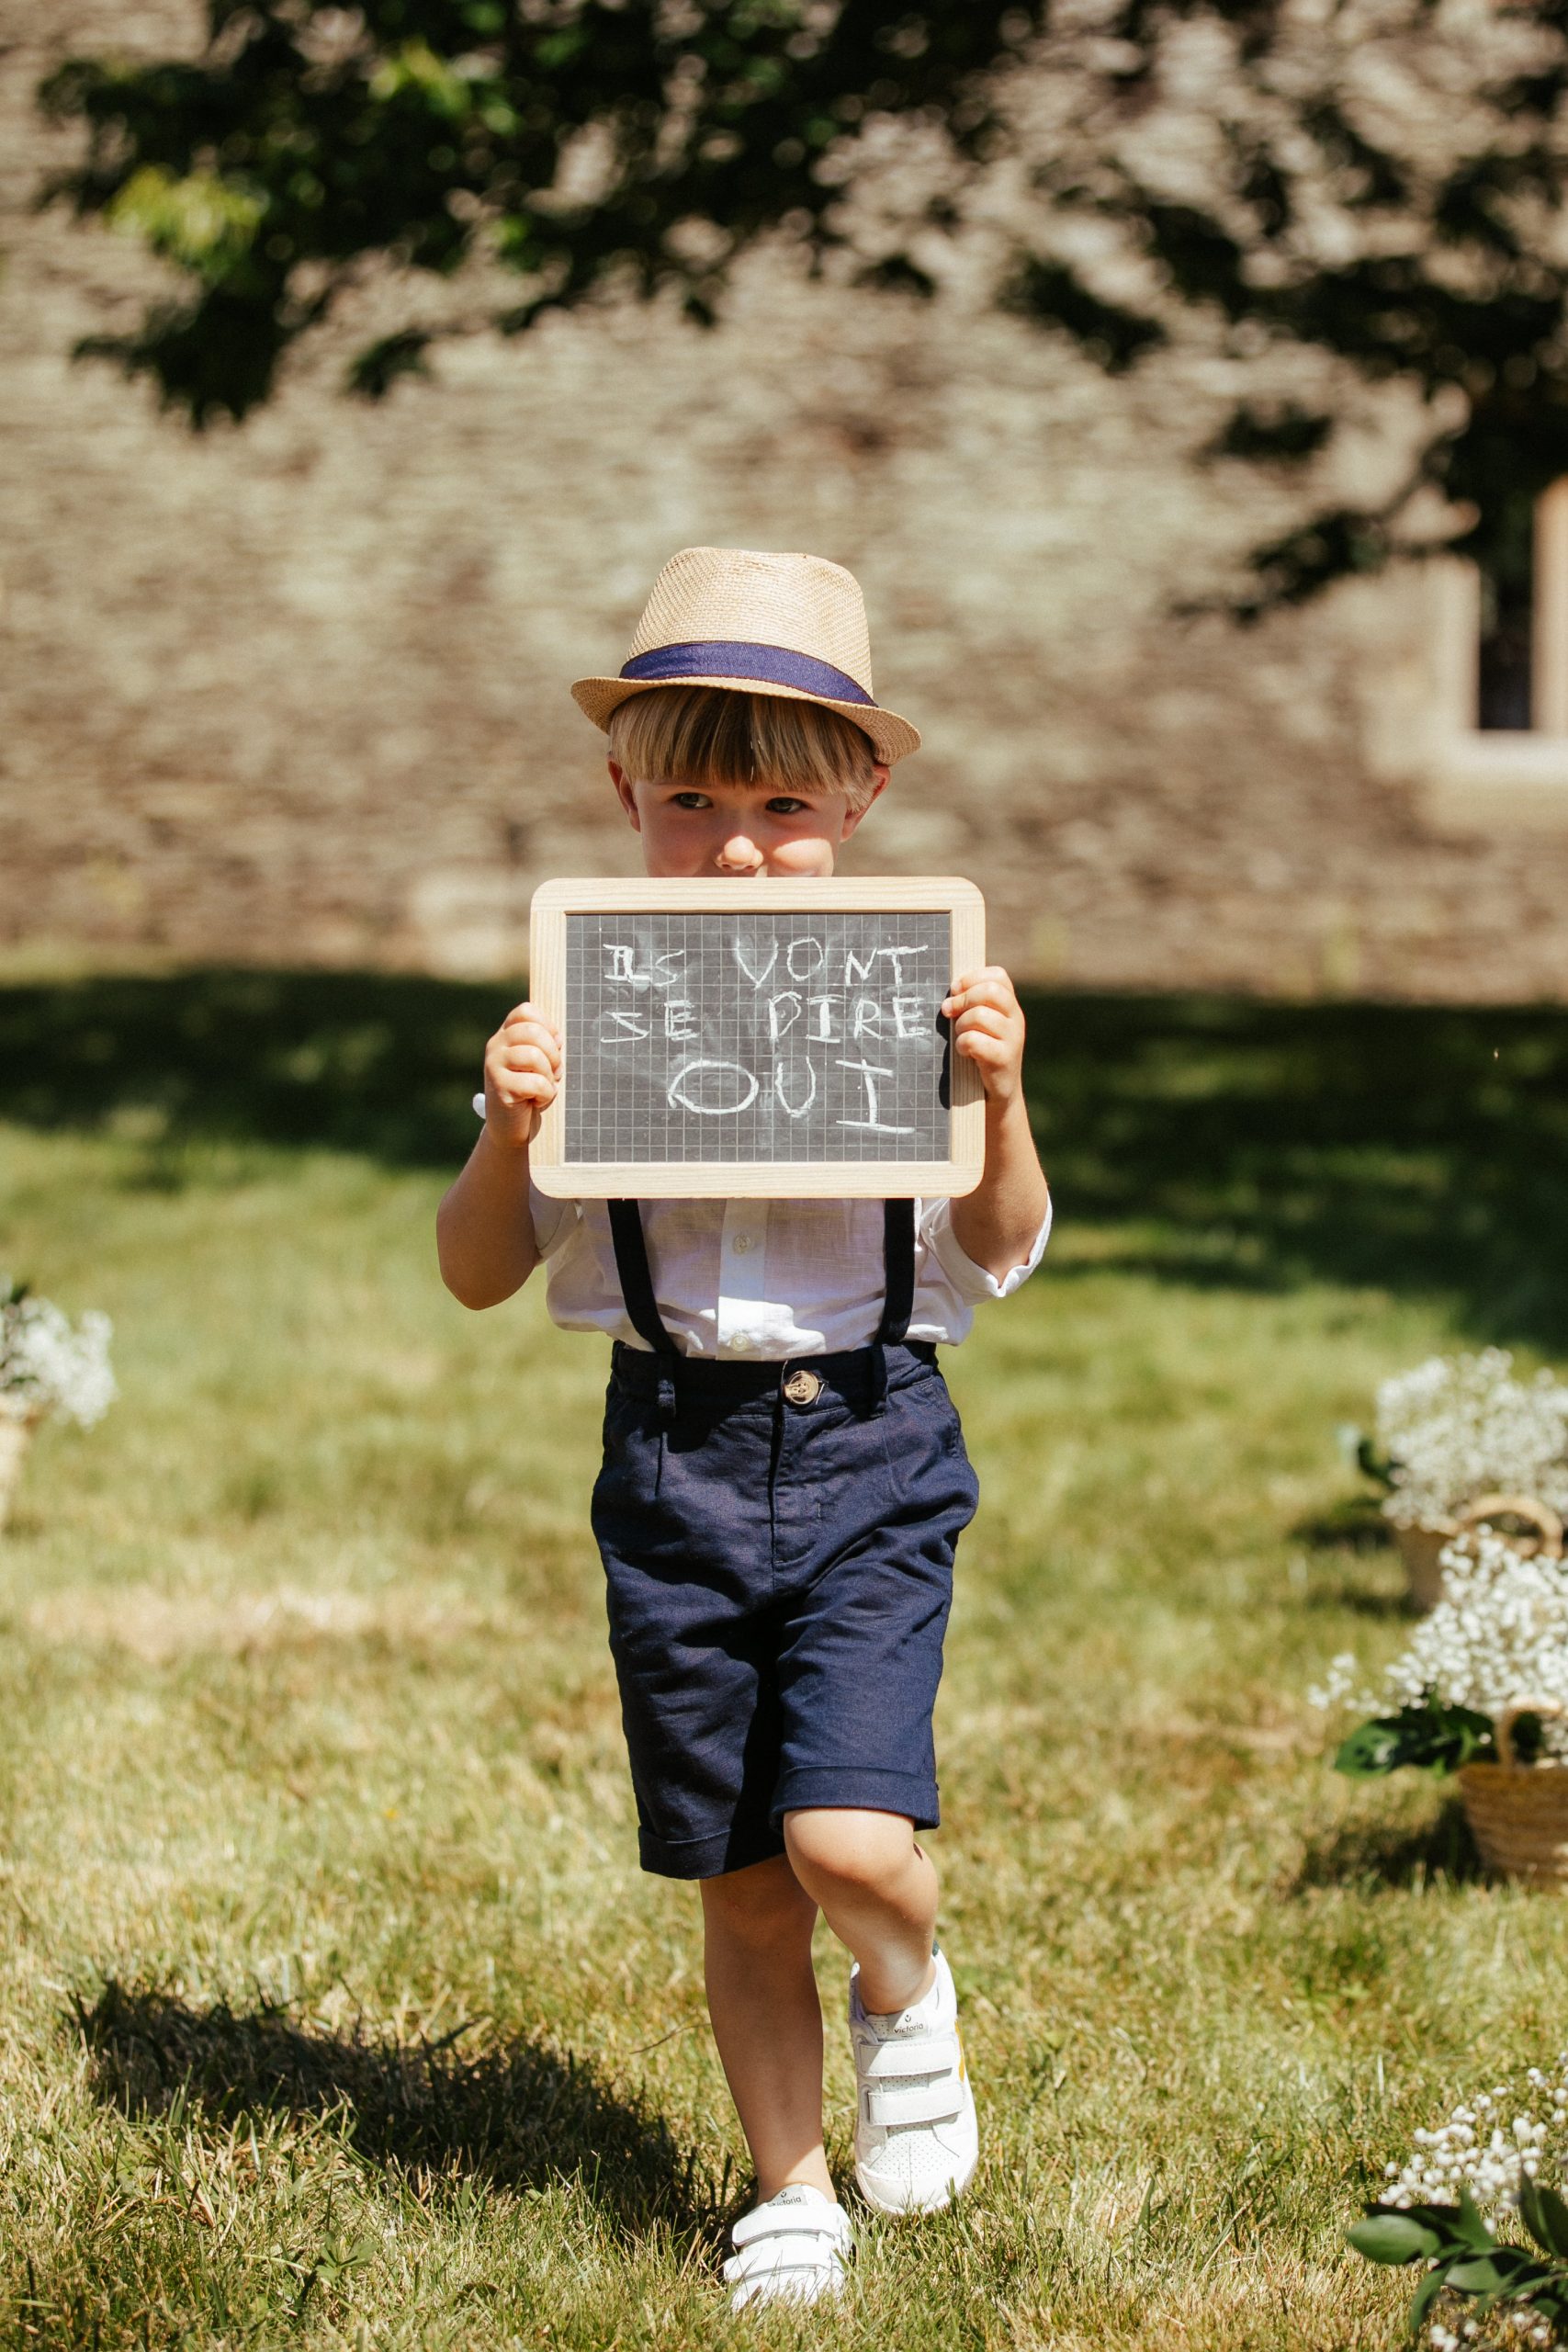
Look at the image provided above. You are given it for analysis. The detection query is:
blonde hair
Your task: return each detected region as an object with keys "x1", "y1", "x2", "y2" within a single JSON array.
[{"x1": 607, "y1": 686, "x2": 881, "y2": 810}]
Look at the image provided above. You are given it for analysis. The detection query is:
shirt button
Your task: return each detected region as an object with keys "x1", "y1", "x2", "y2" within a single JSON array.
[
  {"x1": 728, "y1": 1331, "x2": 753, "y2": 1352},
  {"x1": 731, "y1": 1234, "x2": 753, "y2": 1254}
]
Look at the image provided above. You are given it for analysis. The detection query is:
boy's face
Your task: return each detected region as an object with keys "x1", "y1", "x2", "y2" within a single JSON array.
[{"x1": 609, "y1": 760, "x2": 888, "y2": 878}]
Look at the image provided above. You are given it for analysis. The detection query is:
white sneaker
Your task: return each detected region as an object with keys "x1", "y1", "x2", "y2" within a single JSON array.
[
  {"x1": 850, "y1": 1949, "x2": 978, "y2": 2215},
  {"x1": 721, "y1": 2184, "x2": 852, "y2": 2312}
]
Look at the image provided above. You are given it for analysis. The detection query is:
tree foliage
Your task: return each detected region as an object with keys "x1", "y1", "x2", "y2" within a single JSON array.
[
  {"x1": 39, "y1": 2, "x2": 1041, "y2": 421},
  {"x1": 37, "y1": 0, "x2": 1568, "y2": 606}
]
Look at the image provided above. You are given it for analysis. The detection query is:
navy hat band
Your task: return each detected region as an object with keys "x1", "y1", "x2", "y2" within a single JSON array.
[{"x1": 618, "y1": 639, "x2": 875, "y2": 707}]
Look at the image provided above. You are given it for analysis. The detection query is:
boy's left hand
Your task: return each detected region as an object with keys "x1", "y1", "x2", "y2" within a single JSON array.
[{"x1": 942, "y1": 967, "x2": 1028, "y2": 1106}]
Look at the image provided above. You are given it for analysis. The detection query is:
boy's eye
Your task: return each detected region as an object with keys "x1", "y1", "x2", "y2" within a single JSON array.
[
  {"x1": 670, "y1": 791, "x2": 711, "y2": 809},
  {"x1": 765, "y1": 797, "x2": 809, "y2": 816}
]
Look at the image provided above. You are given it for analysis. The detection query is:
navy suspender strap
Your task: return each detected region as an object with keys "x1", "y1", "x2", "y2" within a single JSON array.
[
  {"x1": 607, "y1": 1200, "x2": 680, "y2": 1425},
  {"x1": 877, "y1": 1199, "x2": 917, "y2": 1345},
  {"x1": 606, "y1": 1196, "x2": 919, "y2": 1421},
  {"x1": 871, "y1": 1196, "x2": 917, "y2": 1412}
]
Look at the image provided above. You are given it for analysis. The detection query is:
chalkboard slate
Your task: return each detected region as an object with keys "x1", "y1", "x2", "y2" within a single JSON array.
[{"x1": 529, "y1": 878, "x2": 985, "y2": 1198}]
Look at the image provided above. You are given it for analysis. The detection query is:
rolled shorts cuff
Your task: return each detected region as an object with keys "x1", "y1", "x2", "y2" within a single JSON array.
[
  {"x1": 637, "y1": 1819, "x2": 786, "y2": 1882},
  {"x1": 773, "y1": 1766, "x2": 939, "y2": 1832}
]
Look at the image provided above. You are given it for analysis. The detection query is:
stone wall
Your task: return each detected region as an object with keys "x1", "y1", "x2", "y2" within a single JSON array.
[{"x1": 6, "y1": 3, "x2": 1568, "y2": 1001}]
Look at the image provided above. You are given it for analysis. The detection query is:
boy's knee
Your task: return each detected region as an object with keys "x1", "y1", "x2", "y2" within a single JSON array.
[
  {"x1": 701, "y1": 1853, "x2": 815, "y2": 1950},
  {"x1": 783, "y1": 1807, "x2": 918, "y2": 1899}
]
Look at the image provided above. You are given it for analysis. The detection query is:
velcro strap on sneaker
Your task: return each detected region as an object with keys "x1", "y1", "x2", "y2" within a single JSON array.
[
  {"x1": 725, "y1": 2241, "x2": 837, "y2": 2283},
  {"x1": 731, "y1": 2204, "x2": 847, "y2": 2250},
  {"x1": 858, "y1": 2032, "x2": 960, "y2": 2081},
  {"x1": 864, "y1": 2077, "x2": 965, "y2": 2128}
]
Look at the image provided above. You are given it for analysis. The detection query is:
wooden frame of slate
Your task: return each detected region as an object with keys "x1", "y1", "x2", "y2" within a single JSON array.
[{"x1": 528, "y1": 876, "x2": 987, "y2": 1199}]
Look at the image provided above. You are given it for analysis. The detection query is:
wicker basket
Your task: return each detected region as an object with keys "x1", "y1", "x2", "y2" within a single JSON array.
[
  {"x1": 1394, "y1": 1493, "x2": 1563, "y2": 1613},
  {"x1": 1460, "y1": 1704, "x2": 1568, "y2": 1886},
  {"x1": 0, "y1": 1411, "x2": 34, "y2": 1533}
]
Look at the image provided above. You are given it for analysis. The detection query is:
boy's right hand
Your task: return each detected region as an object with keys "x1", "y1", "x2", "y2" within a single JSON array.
[{"x1": 482, "y1": 1001, "x2": 561, "y2": 1150}]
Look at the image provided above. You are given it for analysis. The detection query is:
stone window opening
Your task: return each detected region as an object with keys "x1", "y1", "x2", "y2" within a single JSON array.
[
  {"x1": 1476, "y1": 482, "x2": 1568, "y2": 734},
  {"x1": 1418, "y1": 480, "x2": 1568, "y2": 824}
]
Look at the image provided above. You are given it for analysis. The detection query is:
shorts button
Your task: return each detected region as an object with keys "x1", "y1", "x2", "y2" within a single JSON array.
[{"x1": 784, "y1": 1369, "x2": 823, "y2": 1406}]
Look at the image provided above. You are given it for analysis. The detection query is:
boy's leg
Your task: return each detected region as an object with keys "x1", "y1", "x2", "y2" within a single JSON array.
[
  {"x1": 785, "y1": 1806, "x2": 976, "y2": 2217},
  {"x1": 701, "y1": 1853, "x2": 834, "y2": 2201},
  {"x1": 782, "y1": 1808, "x2": 937, "y2": 2014}
]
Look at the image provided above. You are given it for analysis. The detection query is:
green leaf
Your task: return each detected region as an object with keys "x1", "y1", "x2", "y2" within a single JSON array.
[
  {"x1": 1519, "y1": 2178, "x2": 1568, "y2": 2259},
  {"x1": 104, "y1": 165, "x2": 264, "y2": 281},
  {"x1": 1356, "y1": 1433, "x2": 1397, "y2": 1488},
  {"x1": 1456, "y1": 2184, "x2": 1498, "y2": 2253},
  {"x1": 1348, "y1": 2213, "x2": 1440, "y2": 2264},
  {"x1": 1334, "y1": 1702, "x2": 1495, "y2": 1778},
  {"x1": 1334, "y1": 1721, "x2": 1404, "y2": 1776},
  {"x1": 1407, "y1": 2267, "x2": 1446, "y2": 2335},
  {"x1": 1446, "y1": 2255, "x2": 1509, "y2": 2293}
]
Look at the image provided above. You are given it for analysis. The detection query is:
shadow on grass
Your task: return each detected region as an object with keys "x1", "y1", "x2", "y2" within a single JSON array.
[
  {"x1": 1291, "y1": 1798, "x2": 1483, "y2": 1892},
  {"x1": 75, "y1": 1982, "x2": 728, "y2": 2249},
  {"x1": 1292, "y1": 1501, "x2": 1412, "y2": 1617},
  {"x1": 1303, "y1": 1583, "x2": 1415, "y2": 1621},
  {"x1": 1292, "y1": 1496, "x2": 1393, "y2": 1555},
  {"x1": 4, "y1": 972, "x2": 1568, "y2": 1340}
]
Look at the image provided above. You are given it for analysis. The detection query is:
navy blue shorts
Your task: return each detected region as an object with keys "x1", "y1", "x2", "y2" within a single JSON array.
[{"x1": 591, "y1": 1340, "x2": 980, "y2": 1881}]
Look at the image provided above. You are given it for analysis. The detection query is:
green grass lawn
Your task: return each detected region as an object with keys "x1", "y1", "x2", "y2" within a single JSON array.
[{"x1": 3, "y1": 977, "x2": 1568, "y2": 2350}]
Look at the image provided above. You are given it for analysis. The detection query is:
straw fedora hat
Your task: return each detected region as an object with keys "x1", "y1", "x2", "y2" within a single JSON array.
[{"x1": 571, "y1": 545, "x2": 920, "y2": 764}]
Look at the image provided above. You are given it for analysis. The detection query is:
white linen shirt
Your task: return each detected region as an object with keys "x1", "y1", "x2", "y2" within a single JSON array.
[{"x1": 527, "y1": 1189, "x2": 1051, "y2": 1359}]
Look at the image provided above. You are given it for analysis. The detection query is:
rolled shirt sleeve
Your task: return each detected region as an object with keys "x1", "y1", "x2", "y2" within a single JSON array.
[
  {"x1": 919, "y1": 1193, "x2": 1053, "y2": 1304},
  {"x1": 528, "y1": 1182, "x2": 578, "y2": 1259}
]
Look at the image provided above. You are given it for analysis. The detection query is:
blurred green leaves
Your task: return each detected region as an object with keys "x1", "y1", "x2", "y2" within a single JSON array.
[
  {"x1": 37, "y1": 1, "x2": 1039, "y2": 425},
  {"x1": 36, "y1": 1, "x2": 1568, "y2": 610},
  {"x1": 105, "y1": 165, "x2": 265, "y2": 279}
]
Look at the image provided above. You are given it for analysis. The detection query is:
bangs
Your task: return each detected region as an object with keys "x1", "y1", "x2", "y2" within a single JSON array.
[{"x1": 607, "y1": 686, "x2": 880, "y2": 808}]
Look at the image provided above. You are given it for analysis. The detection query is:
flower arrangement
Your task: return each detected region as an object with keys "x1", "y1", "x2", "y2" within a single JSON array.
[
  {"x1": 1312, "y1": 1532, "x2": 1568, "y2": 1777},
  {"x1": 1350, "y1": 2057, "x2": 1568, "y2": 2348},
  {"x1": 0, "y1": 1278, "x2": 117, "y2": 1429},
  {"x1": 1370, "y1": 1351, "x2": 1568, "y2": 1532}
]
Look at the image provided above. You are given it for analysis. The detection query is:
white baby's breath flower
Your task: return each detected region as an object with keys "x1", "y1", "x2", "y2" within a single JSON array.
[
  {"x1": 1359, "y1": 1534, "x2": 1568, "y2": 1762},
  {"x1": 0, "y1": 1281, "x2": 117, "y2": 1429},
  {"x1": 1376, "y1": 1351, "x2": 1568, "y2": 1529},
  {"x1": 1312, "y1": 1526, "x2": 1568, "y2": 1785},
  {"x1": 1383, "y1": 2053, "x2": 1568, "y2": 2223},
  {"x1": 1309, "y1": 1652, "x2": 1372, "y2": 1713}
]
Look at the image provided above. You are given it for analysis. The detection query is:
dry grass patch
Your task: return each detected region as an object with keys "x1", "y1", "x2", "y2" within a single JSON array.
[{"x1": 22, "y1": 1581, "x2": 493, "y2": 1662}]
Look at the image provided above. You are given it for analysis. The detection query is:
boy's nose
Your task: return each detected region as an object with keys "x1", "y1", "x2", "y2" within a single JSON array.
[{"x1": 716, "y1": 832, "x2": 765, "y2": 874}]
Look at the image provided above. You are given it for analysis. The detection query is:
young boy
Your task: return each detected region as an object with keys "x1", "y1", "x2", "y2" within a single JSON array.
[{"x1": 436, "y1": 547, "x2": 1050, "y2": 2311}]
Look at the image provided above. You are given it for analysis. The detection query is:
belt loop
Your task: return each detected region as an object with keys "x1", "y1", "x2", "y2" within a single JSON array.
[
  {"x1": 656, "y1": 1365, "x2": 677, "y2": 1430},
  {"x1": 868, "y1": 1340, "x2": 889, "y2": 1417}
]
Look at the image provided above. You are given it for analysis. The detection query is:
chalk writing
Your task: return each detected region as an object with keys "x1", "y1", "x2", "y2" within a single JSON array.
[{"x1": 562, "y1": 910, "x2": 950, "y2": 1167}]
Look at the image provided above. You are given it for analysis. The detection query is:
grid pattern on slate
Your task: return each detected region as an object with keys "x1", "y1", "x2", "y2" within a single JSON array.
[{"x1": 564, "y1": 910, "x2": 951, "y2": 1165}]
